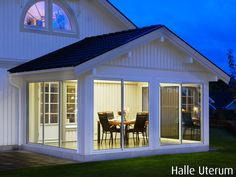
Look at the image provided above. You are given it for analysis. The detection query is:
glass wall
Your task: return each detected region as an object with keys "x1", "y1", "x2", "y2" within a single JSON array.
[
  {"x1": 124, "y1": 81, "x2": 149, "y2": 148},
  {"x1": 160, "y1": 83, "x2": 202, "y2": 145},
  {"x1": 93, "y1": 80, "x2": 149, "y2": 150},
  {"x1": 28, "y1": 81, "x2": 78, "y2": 150},
  {"x1": 181, "y1": 84, "x2": 201, "y2": 143},
  {"x1": 93, "y1": 80, "x2": 122, "y2": 150},
  {"x1": 160, "y1": 84, "x2": 180, "y2": 145}
]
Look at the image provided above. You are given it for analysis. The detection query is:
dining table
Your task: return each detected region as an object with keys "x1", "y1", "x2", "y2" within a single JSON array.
[{"x1": 97, "y1": 119, "x2": 135, "y2": 144}]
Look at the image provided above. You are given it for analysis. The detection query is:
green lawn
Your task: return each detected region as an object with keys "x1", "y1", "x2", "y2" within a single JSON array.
[{"x1": 1, "y1": 128, "x2": 236, "y2": 177}]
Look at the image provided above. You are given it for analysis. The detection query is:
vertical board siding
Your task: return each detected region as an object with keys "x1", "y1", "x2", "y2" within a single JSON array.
[
  {"x1": 0, "y1": 0, "x2": 127, "y2": 61},
  {"x1": 106, "y1": 41, "x2": 206, "y2": 72},
  {"x1": 0, "y1": 69, "x2": 18, "y2": 146}
]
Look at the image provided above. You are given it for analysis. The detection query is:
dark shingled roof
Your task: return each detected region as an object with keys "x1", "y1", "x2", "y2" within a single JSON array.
[{"x1": 9, "y1": 25, "x2": 163, "y2": 73}]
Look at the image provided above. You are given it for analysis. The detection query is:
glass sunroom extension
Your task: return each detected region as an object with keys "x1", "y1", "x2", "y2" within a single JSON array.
[
  {"x1": 28, "y1": 81, "x2": 78, "y2": 150},
  {"x1": 28, "y1": 80, "x2": 203, "y2": 151}
]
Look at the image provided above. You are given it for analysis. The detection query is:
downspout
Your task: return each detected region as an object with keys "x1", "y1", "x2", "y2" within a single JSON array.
[{"x1": 8, "y1": 73, "x2": 22, "y2": 147}]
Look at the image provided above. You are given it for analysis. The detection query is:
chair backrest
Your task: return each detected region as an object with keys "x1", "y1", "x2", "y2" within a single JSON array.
[
  {"x1": 182, "y1": 112, "x2": 194, "y2": 127},
  {"x1": 98, "y1": 112, "x2": 111, "y2": 131},
  {"x1": 134, "y1": 114, "x2": 147, "y2": 131},
  {"x1": 106, "y1": 112, "x2": 114, "y2": 120},
  {"x1": 137, "y1": 112, "x2": 149, "y2": 121}
]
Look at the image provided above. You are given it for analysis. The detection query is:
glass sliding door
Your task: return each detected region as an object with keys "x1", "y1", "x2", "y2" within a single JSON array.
[
  {"x1": 124, "y1": 81, "x2": 149, "y2": 148},
  {"x1": 28, "y1": 80, "x2": 78, "y2": 150},
  {"x1": 181, "y1": 84, "x2": 201, "y2": 143},
  {"x1": 160, "y1": 84, "x2": 180, "y2": 145},
  {"x1": 160, "y1": 83, "x2": 202, "y2": 146},
  {"x1": 93, "y1": 80, "x2": 122, "y2": 150}
]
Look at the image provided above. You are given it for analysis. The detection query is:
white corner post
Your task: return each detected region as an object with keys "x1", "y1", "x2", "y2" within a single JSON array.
[
  {"x1": 77, "y1": 75, "x2": 93, "y2": 156},
  {"x1": 149, "y1": 79, "x2": 160, "y2": 149},
  {"x1": 9, "y1": 74, "x2": 26, "y2": 146},
  {"x1": 203, "y1": 82, "x2": 209, "y2": 146}
]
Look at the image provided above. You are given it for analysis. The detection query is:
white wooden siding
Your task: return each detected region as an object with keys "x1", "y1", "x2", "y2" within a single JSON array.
[
  {"x1": 0, "y1": 69, "x2": 18, "y2": 146},
  {"x1": 106, "y1": 40, "x2": 207, "y2": 73},
  {"x1": 0, "y1": 0, "x2": 127, "y2": 61}
]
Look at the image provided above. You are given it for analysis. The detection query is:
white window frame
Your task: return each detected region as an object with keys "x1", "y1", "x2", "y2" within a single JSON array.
[
  {"x1": 65, "y1": 82, "x2": 78, "y2": 125},
  {"x1": 159, "y1": 83, "x2": 203, "y2": 145},
  {"x1": 39, "y1": 82, "x2": 59, "y2": 125}
]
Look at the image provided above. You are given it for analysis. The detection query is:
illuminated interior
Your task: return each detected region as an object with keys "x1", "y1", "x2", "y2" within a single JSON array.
[
  {"x1": 28, "y1": 80, "x2": 202, "y2": 150},
  {"x1": 93, "y1": 80, "x2": 149, "y2": 150},
  {"x1": 28, "y1": 81, "x2": 78, "y2": 150}
]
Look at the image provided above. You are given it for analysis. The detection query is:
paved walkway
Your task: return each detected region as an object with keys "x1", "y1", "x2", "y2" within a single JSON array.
[{"x1": 0, "y1": 151, "x2": 74, "y2": 171}]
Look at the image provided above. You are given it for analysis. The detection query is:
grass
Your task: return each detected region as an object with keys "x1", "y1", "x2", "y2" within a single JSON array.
[{"x1": 0, "y1": 128, "x2": 236, "y2": 177}]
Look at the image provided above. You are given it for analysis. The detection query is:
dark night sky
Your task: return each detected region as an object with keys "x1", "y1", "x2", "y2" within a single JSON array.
[{"x1": 110, "y1": 0, "x2": 236, "y2": 73}]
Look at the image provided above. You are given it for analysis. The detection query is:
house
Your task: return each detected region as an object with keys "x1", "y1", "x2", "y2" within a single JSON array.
[
  {"x1": 210, "y1": 92, "x2": 235, "y2": 110},
  {"x1": 0, "y1": 0, "x2": 230, "y2": 162}
]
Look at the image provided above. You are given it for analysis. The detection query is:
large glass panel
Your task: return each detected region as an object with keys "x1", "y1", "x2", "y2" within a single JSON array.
[
  {"x1": 28, "y1": 83, "x2": 43, "y2": 144},
  {"x1": 160, "y1": 84, "x2": 180, "y2": 145},
  {"x1": 28, "y1": 81, "x2": 78, "y2": 150},
  {"x1": 181, "y1": 84, "x2": 201, "y2": 143},
  {"x1": 52, "y1": 3, "x2": 72, "y2": 31},
  {"x1": 124, "y1": 81, "x2": 149, "y2": 148},
  {"x1": 24, "y1": 1, "x2": 46, "y2": 28},
  {"x1": 94, "y1": 80, "x2": 122, "y2": 150},
  {"x1": 61, "y1": 81, "x2": 78, "y2": 150}
]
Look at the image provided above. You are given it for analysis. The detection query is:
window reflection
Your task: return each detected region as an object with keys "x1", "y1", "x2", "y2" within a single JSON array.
[{"x1": 52, "y1": 3, "x2": 72, "y2": 31}]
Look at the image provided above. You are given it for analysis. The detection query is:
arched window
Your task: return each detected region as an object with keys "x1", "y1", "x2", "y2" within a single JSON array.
[
  {"x1": 24, "y1": 1, "x2": 46, "y2": 28},
  {"x1": 23, "y1": 0, "x2": 76, "y2": 34}
]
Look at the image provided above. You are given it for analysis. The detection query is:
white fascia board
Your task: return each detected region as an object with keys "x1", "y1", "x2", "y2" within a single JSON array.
[
  {"x1": 98, "y1": 0, "x2": 136, "y2": 29},
  {"x1": 74, "y1": 29, "x2": 163, "y2": 75},
  {"x1": 161, "y1": 28, "x2": 230, "y2": 84}
]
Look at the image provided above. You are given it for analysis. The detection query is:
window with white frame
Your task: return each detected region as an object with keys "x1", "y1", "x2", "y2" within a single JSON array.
[
  {"x1": 66, "y1": 83, "x2": 77, "y2": 124},
  {"x1": 24, "y1": 0, "x2": 75, "y2": 34},
  {"x1": 40, "y1": 82, "x2": 59, "y2": 124}
]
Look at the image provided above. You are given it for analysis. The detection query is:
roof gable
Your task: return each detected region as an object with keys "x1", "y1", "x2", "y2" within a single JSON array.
[
  {"x1": 9, "y1": 25, "x2": 162, "y2": 73},
  {"x1": 9, "y1": 25, "x2": 230, "y2": 84}
]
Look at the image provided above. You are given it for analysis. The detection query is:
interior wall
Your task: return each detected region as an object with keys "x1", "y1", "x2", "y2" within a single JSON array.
[{"x1": 93, "y1": 81, "x2": 146, "y2": 139}]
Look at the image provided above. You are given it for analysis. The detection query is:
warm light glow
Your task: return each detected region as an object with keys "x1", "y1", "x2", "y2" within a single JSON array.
[{"x1": 193, "y1": 106, "x2": 198, "y2": 112}]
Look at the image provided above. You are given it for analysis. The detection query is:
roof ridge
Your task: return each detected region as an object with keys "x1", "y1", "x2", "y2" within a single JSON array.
[{"x1": 84, "y1": 25, "x2": 163, "y2": 40}]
